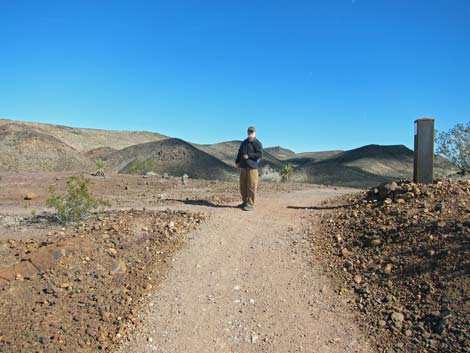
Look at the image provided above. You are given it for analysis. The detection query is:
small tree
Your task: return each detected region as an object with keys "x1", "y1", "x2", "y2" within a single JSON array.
[
  {"x1": 95, "y1": 159, "x2": 105, "y2": 177},
  {"x1": 46, "y1": 175, "x2": 110, "y2": 224},
  {"x1": 435, "y1": 122, "x2": 470, "y2": 173},
  {"x1": 280, "y1": 164, "x2": 294, "y2": 182}
]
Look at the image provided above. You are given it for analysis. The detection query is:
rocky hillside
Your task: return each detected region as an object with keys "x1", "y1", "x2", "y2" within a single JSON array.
[
  {"x1": 0, "y1": 119, "x2": 167, "y2": 152},
  {"x1": 104, "y1": 138, "x2": 238, "y2": 180},
  {"x1": 0, "y1": 127, "x2": 94, "y2": 172},
  {"x1": 264, "y1": 146, "x2": 296, "y2": 160},
  {"x1": 287, "y1": 145, "x2": 458, "y2": 188}
]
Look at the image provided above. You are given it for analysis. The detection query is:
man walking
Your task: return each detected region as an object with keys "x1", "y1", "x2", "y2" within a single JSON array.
[{"x1": 235, "y1": 126, "x2": 263, "y2": 211}]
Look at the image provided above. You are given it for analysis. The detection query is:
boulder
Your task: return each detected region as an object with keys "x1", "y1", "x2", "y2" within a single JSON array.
[{"x1": 24, "y1": 192, "x2": 38, "y2": 200}]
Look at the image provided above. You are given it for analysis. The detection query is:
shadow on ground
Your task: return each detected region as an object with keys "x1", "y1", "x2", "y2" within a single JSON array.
[
  {"x1": 171, "y1": 199, "x2": 239, "y2": 209},
  {"x1": 287, "y1": 204, "x2": 350, "y2": 210}
]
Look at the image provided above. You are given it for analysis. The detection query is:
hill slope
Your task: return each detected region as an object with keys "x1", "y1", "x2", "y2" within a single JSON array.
[
  {"x1": 264, "y1": 146, "x2": 296, "y2": 160},
  {"x1": 289, "y1": 144, "x2": 458, "y2": 187},
  {"x1": 0, "y1": 119, "x2": 167, "y2": 152},
  {"x1": 105, "y1": 138, "x2": 238, "y2": 180},
  {"x1": 0, "y1": 128, "x2": 94, "y2": 172}
]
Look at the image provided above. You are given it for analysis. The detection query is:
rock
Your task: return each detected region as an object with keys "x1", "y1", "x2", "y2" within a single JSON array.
[
  {"x1": 344, "y1": 260, "x2": 353, "y2": 270},
  {"x1": 111, "y1": 259, "x2": 128, "y2": 274},
  {"x1": 391, "y1": 311, "x2": 405, "y2": 323},
  {"x1": 162, "y1": 173, "x2": 169, "y2": 179},
  {"x1": 434, "y1": 201, "x2": 445, "y2": 212},
  {"x1": 38, "y1": 336, "x2": 49, "y2": 344},
  {"x1": 378, "y1": 181, "x2": 397, "y2": 199},
  {"x1": 354, "y1": 275, "x2": 362, "y2": 284},
  {"x1": 145, "y1": 172, "x2": 157, "y2": 176},
  {"x1": 383, "y1": 264, "x2": 393, "y2": 274},
  {"x1": 341, "y1": 248, "x2": 351, "y2": 257},
  {"x1": 24, "y1": 192, "x2": 38, "y2": 200},
  {"x1": 370, "y1": 238, "x2": 382, "y2": 247},
  {"x1": 60, "y1": 282, "x2": 71, "y2": 289}
]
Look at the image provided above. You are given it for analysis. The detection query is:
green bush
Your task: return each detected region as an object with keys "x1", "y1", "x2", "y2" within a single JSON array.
[
  {"x1": 46, "y1": 175, "x2": 110, "y2": 224},
  {"x1": 280, "y1": 164, "x2": 294, "y2": 182},
  {"x1": 435, "y1": 122, "x2": 470, "y2": 173},
  {"x1": 125, "y1": 159, "x2": 157, "y2": 174},
  {"x1": 95, "y1": 159, "x2": 105, "y2": 177}
]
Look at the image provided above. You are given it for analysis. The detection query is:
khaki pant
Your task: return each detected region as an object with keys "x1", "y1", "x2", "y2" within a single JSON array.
[{"x1": 239, "y1": 168, "x2": 259, "y2": 207}]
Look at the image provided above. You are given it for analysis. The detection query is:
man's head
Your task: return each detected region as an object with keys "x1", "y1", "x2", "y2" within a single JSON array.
[{"x1": 247, "y1": 126, "x2": 256, "y2": 141}]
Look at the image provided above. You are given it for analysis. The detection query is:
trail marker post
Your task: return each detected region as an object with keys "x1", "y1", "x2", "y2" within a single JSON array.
[{"x1": 413, "y1": 118, "x2": 435, "y2": 184}]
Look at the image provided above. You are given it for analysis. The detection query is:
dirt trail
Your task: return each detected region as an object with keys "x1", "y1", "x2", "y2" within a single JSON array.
[{"x1": 118, "y1": 188, "x2": 374, "y2": 353}]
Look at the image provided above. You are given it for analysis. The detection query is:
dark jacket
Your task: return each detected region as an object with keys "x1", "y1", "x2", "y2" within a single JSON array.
[{"x1": 235, "y1": 138, "x2": 263, "y2": 169}]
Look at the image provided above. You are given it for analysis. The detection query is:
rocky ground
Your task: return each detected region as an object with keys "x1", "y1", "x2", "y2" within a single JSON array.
[
  {"x1": 1, "y1": 171, "x2": 468, "y2": 353},
  {"x1": 0, "y1": 208, "x2": 206, "y2": 352},
  {"x1": 0, "y1": 172, "x2": 315, "y2": 353},
  {"x1": 305, "y1": 179, "x2": 470, "y2": 352}
]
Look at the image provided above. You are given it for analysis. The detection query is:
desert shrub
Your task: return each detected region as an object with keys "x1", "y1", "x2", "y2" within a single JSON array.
[
  {"x1": 280, "y1": 164, "x2": 294, "y2": 182},
  {"x1": 125, "y1": 159, "x2": 157, "y2": 174},
  {"x1": 435, "y1": 122, "x2": 470, "y2": 173},
  {"x1": 95, "y1": 159, "x2": 105, "y2": 177},
  {"x1": 46, "y1": 175, "x2": 110, "y2": 224}
]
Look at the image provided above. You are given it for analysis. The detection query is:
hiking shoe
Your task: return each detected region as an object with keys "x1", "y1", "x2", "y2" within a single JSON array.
[
  {"x1": 243, "y1": 205, "x2": 254, "y2": 211},
  {"x1": 237, "y1": 203, "x2": 246, "y2": 208}
]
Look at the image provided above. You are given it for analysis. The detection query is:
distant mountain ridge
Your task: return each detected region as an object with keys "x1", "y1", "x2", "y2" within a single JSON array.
[{"x1": 0, "y1": 118, "x2": 459, "y2": 187}]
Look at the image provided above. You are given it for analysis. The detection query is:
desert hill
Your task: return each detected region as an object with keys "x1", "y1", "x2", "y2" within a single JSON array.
[
  {"x1": 104, "y1": 138, "x2": 238, "y2": 180},
  {"x1": 287, "y1": 144, "x2": 458, "y2": 187},
  {"x1": 85, "y1": 146, "x2": 118, "y2": 160},
  {"x1": 0, "y1": 119, "x2": 167, "y2": 152},
  {"x1": 264, "y1": 146, "x2": 296, "y2": 160},
  {"x1": 0, "y1": 126, "x2": 94, "y2": 172},
  {"x1": 285, "y1": 150, "x2": 344, "y2": 166}
]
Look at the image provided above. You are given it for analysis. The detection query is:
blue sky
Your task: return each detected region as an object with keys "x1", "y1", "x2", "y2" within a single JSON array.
[{"x1": 1, "y1": 0, "x2": 469, "y2": 153}]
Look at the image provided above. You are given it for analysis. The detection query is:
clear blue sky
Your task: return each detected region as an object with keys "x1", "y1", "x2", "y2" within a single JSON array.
[{"x1": 1, "y1": 0, "x2": 469, "y2": 152}]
